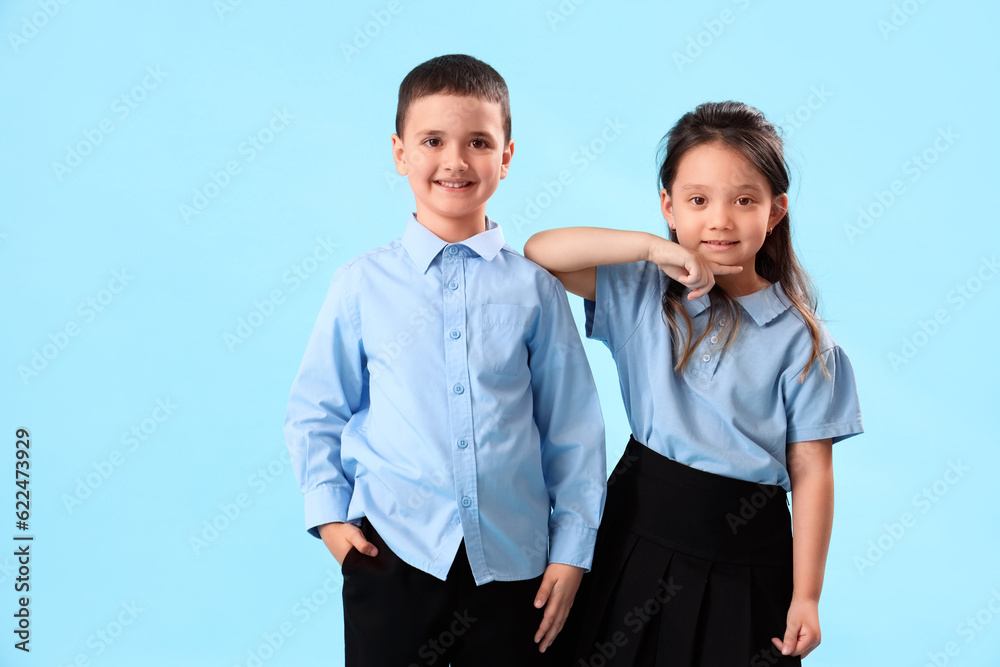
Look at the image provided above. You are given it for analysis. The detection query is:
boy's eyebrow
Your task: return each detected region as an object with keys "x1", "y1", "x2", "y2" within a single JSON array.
[{"x1": 415, "y1": 129, "x2": 499, "y2": 139}]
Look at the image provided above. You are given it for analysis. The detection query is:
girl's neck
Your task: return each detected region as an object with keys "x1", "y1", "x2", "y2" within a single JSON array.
[{"x1": 715, "y1": 271, "x2": 771, "y2": 298}]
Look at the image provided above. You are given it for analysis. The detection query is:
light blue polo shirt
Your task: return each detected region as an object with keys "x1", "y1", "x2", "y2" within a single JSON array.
[{"x1": 585, "y1": 260, "x2": 863, "y2": 491}]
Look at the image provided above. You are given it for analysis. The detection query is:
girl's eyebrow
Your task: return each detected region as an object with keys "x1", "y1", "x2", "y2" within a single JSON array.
[{"x1": 678, "y1": 183, "x2": 765, "y2": 192}]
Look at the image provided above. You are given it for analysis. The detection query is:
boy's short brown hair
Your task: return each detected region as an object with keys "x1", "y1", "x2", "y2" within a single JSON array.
[{"x1": 395, "y1": 54, "x2": 511, "y2": 143}]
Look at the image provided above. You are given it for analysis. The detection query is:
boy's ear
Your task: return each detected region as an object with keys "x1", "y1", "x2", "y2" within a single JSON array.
[
  {"x1": 769, "y1": 193, "x2": 789, "y2": 228},
  {"x1": 391, "y1": 134, "x2": 407, "y2": 176},
  {"x1": 499, "y1": 139, "x2": 515, "y2": 180},
  {"x1": 659, "y1": 188, "x2": 675, "y2": 230}
]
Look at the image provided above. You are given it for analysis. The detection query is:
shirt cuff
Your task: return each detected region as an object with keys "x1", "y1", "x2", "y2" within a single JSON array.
[
  {"x1": 303, "y1": 483, "x2": 354, "y2": 539},
  {"x1": 787, "y1": 419, "x2": 864, "y2": 445},
  {"x1": 548, "y1": 523, "x2": 599, "y2": 571}
]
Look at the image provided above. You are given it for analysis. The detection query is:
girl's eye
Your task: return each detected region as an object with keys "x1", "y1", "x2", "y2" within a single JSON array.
[
  {"x1": 690, "y1": 196, "x2": 706, "y2": 206},
  {"x1": 736, "y1": 197, "x2": 754, "y2": 206}
]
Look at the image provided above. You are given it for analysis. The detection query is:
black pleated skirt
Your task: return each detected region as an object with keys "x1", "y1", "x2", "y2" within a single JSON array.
[{"x1": 562, "y1": 437, "x2": 801, "y2": 667}]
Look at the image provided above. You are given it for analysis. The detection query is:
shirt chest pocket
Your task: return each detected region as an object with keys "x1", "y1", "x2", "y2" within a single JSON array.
[{"x1": 481, "y1": 304, "x2": 535, "y2": 376}]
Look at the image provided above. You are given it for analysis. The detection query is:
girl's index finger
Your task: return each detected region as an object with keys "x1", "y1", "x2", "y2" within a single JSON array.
[{"x1": 710, "y1": 263, "x2": 743, "y2": 275}]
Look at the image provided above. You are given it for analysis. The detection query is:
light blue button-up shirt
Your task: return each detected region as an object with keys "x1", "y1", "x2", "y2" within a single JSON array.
[
  {"x1": 284, "y1": 215, "x2": 606, "y2": 584},
  {"x1": 586, "y1": 261, "x2": 863, "y2": 491}
]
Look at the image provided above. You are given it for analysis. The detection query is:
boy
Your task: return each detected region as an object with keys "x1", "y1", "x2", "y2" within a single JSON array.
[{"x1": 283, "y1": 54, "x2": 606, "y2": 666}]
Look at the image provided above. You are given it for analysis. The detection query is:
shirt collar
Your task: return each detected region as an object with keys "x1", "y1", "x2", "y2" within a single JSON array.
[
  {"x1": 682, "y1": 282, "x2": 790, "y2": 326},
  {"x1": 401, "y1": 213, "x2": 506, "y2": 274}
]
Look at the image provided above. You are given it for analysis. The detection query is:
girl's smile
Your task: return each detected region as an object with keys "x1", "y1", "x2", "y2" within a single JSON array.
[{"x1": 660, "y1": 141, "x2": 787, "y2": 295}]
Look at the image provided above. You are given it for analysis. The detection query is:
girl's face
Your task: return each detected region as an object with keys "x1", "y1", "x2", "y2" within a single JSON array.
[{"x1": 660, "y1": 141, "x2": 788, "y2": 294}]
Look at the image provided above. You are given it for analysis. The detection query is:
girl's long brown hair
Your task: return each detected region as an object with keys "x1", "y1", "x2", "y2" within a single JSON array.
[{"x1": 657, "y1": 101, "x2": 826, "y2": 381}]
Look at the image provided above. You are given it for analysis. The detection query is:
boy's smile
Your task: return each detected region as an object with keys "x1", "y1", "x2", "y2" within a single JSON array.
[{"x1": 392, "y1": 93, "x2": 513, "y2": 242}]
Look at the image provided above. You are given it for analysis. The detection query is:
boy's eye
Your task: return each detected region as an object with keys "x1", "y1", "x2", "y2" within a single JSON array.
[
  {"x1": 736, "y1": 197, "x2": 754, "y2": 206},
  {"x1": 689, "y1": 196, "x2": 706, "y2": 206},
  {"x1": 470, "y1": 139, "x2": 489, "y2": 149},
  {"x1": 423, "y1": 138, "x2": 441, "y2": 148}
]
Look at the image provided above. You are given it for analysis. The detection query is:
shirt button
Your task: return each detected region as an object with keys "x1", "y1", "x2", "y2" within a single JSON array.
[
  {"x1": 450, "y1": 329, "x2": 461, "y2": 340},
  {"x1": 710, "y1": 335, "x2": 718, "y2": 344},
  {"x1": 453, "y1": 384, "x2": 465, "y2": 394},
  {"x1": 702, "y1": 354, "x2": 711, "y2": 362},
  {"x1": 457, "y1": 439, "x2": 468, "y2": 449},
  {"x1": 448, "y1": 245, "x2": 459, "y2": 255},
  {"x1": 447, "y1": 280, "x2": 459, "y2": 290},
  {"x1": 461, "y1": 496, "x2": 472, "y2": 508}
]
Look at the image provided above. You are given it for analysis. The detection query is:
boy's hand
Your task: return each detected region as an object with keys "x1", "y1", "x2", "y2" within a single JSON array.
[
  {"x1": 532, "y1": 563, "x2": 584, "y2": 653},
  {"x1": 772, "y1": 597, "x2": 821, "y2": 658},
  {"x1": 647, "y1": 238, "x2": 742, "y2": 299},
  {"x1": 318, "y1": 521, "x2": 378, "y2": 566}
]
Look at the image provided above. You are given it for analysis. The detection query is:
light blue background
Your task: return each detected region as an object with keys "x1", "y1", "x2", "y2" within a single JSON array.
[{"x1": 3, "y1": 1, "x2": 998, "y2": 665}]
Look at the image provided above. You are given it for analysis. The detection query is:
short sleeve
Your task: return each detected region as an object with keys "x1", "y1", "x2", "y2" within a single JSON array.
[
  {"x1": 584, "y1": 261, "x2": 660, "y2": 352},
  {"x1": 784, "y1": 345, "x2": 864, "y2": 444}
]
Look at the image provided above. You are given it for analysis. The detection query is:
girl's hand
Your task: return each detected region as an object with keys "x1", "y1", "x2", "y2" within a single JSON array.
[
  {"x1": 772, "y1": 597, "x2": 821, "y2": 658},
  {"x1": 646, "y1": 238, "x2": 742, "y2": 299}
]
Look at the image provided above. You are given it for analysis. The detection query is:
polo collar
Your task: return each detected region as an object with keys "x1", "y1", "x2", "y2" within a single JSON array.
[
  {"x1": 682, "y1": 282, "x2": 790, "y2": 326},
  {"x1": 401, "y1": 214, "x2": 506, "y2": 274}
]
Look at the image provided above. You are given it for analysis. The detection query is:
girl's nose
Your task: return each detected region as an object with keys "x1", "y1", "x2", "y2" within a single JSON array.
[{"x1": 708, "y1": 208, "x2": 735, "y2": 230}]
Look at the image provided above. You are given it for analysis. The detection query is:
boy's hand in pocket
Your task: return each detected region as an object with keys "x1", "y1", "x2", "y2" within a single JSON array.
[{"x1": 318, "y1": 521, "x2": 378, "y2": 565}]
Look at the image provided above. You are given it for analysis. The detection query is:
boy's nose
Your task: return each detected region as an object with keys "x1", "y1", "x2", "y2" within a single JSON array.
[{"x1": 441, "y1": 146, "x2": 468, "y2": 171}]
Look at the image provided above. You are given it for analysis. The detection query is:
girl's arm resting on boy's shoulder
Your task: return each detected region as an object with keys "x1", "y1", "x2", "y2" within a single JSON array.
[
  {"x1": 547, "y1": 267, "x2": 596, "y2": 301},
  {"x1": 773, "y1": 438, "x2": 834, "y2": 659},
  {"x1": 523, "y1": 228, "x2": 663, "y2": 299},
  {"x1": 524, "y1": 227, "x2": 741, "y2": 300}
]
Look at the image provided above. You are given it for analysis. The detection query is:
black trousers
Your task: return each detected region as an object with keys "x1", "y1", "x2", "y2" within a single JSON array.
[{"x1": 342, "y1": 518, "x2": 552, "y2": 667}]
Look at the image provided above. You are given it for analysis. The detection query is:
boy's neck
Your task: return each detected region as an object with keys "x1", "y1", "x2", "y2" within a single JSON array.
[{"x1": 414, "y1": 210, "x2": 490, "y2": 243}]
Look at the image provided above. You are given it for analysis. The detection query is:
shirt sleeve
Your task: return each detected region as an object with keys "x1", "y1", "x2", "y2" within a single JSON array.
[
  {"x1": 529, "y1": 277, "x2": 607, "y2": 571},
  {"x1": 784, "y1": 345, "x2": 864, "y2": 444},
  {"x1": 584, "y1": 261, "x2": 659, "y2": 352},
  {"x1": 283, "y1": 265, "x2": 365, "y2": 538}
]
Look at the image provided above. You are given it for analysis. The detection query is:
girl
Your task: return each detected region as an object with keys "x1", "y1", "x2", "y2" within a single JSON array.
[{"x1": 525, "y1": 101, "x2": 862, "y2": 665}]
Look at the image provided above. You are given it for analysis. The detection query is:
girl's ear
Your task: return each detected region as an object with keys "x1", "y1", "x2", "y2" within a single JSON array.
[
  {"x1": 769, "y1": 193, "x2": 789, "y2": 228},
  {"x1": 660, "y1": 188, "x2": 675, "y2": 230},
  {"x1": 391, "y1": 134, "x2": 407, "y2": 176}
]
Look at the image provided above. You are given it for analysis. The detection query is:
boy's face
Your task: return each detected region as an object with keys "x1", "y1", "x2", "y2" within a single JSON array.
[{"x1": 392, "y1": 93, "x2": 513, "y2": 237}]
